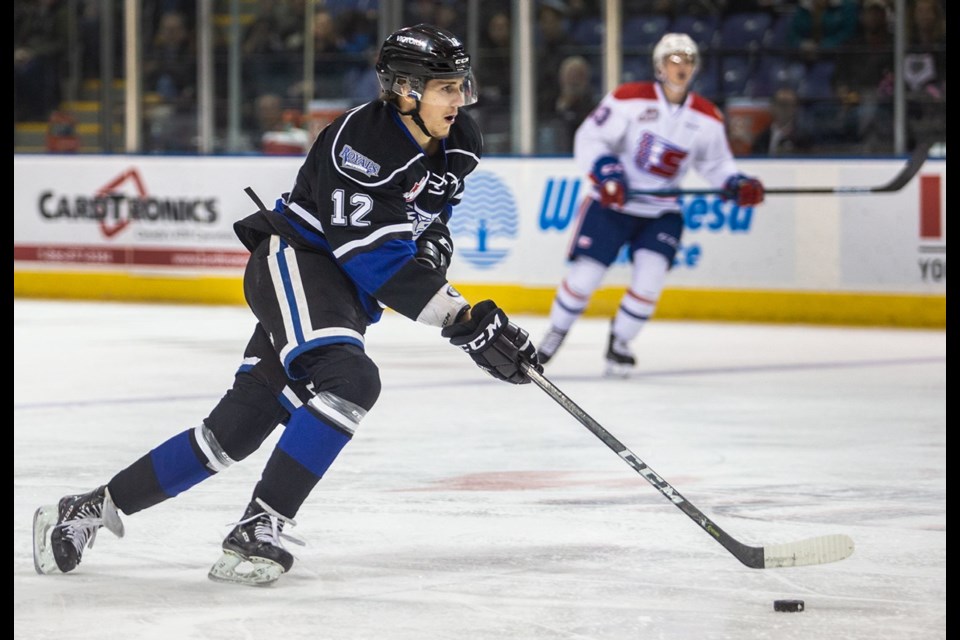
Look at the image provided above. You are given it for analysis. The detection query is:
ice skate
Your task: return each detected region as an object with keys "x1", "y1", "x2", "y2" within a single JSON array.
[
  {"x1": 537, "y1": 326, "x2": 568, "y2": 365},
  {"x1": 33, "y1": 485, "x2": 125, "y2": 575},
  {"x1": 604, "y1": 331, "x2": 636, "y2": 377},
  {"x1": 208, "y1": 498, "x2": 304, "y2": 587}
]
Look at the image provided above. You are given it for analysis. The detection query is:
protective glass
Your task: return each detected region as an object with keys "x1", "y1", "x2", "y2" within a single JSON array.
[
  {"x1": 665, "y1": 52, "x2": 697, "y2": 67},
  {"x1": 391, "y1": 72, "x2": 479, "y2": 106}
]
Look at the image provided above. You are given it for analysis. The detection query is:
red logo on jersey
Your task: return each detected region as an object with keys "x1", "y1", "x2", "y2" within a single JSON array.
[
  {"x1": 636, "y1": 133, "x2": 688, "y2": 179},
  {"x1": 404, "y1": 175, "x2": 428, "y2": 202}
]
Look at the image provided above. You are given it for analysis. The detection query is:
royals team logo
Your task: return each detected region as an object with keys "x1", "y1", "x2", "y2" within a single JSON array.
[{"x1": 451, "y1": 171, "x2": 518, "y2": 269}]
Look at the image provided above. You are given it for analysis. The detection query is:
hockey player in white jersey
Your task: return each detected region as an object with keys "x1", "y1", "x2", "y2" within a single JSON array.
[{"x1": 537, "y1": 32, "x2": 765, "y2": 375}]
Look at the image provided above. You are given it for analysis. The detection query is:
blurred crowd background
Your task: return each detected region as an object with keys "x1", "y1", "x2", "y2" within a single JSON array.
[{"x1": 13, "y1": 0, "x2": 946, "y2": 157}]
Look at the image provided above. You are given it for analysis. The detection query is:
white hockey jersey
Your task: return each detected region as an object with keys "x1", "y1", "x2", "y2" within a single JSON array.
[{"x1": 574, "y1": 81, "x2": 739, "y2": 218}]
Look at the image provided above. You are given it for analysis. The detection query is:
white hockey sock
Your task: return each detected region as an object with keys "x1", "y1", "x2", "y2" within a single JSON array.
[
  {"x1": 612, "y1": 249, "x2": 670, "y2": 342},
  {"x1": 548, "y1": 257, "x2": 607, "y2": 332}
]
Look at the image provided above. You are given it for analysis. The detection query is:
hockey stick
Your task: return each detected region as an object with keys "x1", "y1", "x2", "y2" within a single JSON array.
[
  {"x1": 522, "y1": 364, "x2": 854, "y2": 569},
  {"x1": 628, "y1": 140, "x2": 933, "y2": 197}
]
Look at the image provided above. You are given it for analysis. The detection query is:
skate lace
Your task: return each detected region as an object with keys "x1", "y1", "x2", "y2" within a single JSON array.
[
  {"x1": 253, "y1": 516, "x2": 304, "y2": 548},
  {"x1": 56, "y1": 502, "x2": 104, "y2": 555},
  {"x1": 231, "y1": 499, "x2": 305, "y2": 549}
]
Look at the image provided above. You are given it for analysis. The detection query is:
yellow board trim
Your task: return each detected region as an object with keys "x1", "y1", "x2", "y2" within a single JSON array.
[{"x1": 14, "y1": 271, "x2": 945, "y2": 329}]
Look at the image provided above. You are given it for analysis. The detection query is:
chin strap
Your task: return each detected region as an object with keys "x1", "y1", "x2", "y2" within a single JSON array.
[{"x1": 397, "y1": 102, "x2": 435, "y2": 139}]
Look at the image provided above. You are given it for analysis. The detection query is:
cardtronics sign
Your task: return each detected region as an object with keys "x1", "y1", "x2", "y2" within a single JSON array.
[
  {"x1": 36, "y1": 168, "x2": 220, "y2": 238},
  {"x1": 16, "y1": 165, "x2": 246, "y2": 269}
]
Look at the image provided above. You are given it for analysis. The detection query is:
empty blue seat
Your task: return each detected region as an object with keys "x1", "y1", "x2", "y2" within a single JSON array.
[
  {"x1": 798, "y1": 60, "x2": 836, "y2": 99},
  {"x1": 622, "y1": 55, "x2": 656, "y2": 83},
  {"x1": 693, "y1": 55, "x2": 720, "y2": 100},
  {"x1": 623, "y1": 14, "x2": 671, "y2": 49},
  {"x1": 670, "y1": 14, "x2": 719, "y2": 51},
  {"x1": 719, "y1": 12, "x2": 773, "y2": 52},
  {"x1": 570, "y1": 16, "x2": 603, "y2": 46},
  {"x1": 756, "y1": 56, "x2": 806, "y2": 95},
  {"x1": 765, "y1": 9, "x2": 796, "y2": 51},
  {"x1": 721, "y1": 55, "x2": 753, "y2": 97}
]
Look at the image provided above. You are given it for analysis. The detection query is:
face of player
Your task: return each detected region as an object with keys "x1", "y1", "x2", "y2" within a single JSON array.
[
  {"x1": 661, "y1": 52, "x2": 697, "y2": 92},
  {"x1": 415, "y1": 78, "x2": 469, "y2": 139}
]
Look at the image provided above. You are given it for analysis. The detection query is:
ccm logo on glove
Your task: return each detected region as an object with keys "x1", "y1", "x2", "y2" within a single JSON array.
[
  {"x1": 441, "y1": 300, "x2": 542, "y2": 384},
  {"x1": 456, "y1": 312, "x2": 502, "y2": 352}
]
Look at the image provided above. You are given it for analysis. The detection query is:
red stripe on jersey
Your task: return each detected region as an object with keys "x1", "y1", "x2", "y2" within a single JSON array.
[
  {"x1": 612, "y1": 82, "x2": 658, "y2": 100},
  {"x1": 689, "y1": 93, "x2": 725, "y2": 123}
]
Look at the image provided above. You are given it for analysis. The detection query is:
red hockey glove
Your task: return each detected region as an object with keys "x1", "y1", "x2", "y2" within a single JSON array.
[
  {"x1": 590, "y1": 155, "x2": 627, "y2": 208},
  {"x1": 721, "y1": 173, "x2": 765, "y2": 206}
]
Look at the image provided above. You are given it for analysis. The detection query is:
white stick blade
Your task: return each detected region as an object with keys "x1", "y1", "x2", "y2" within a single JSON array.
[{"x1": 763, "y1": 534, "x2": 855, "y2": 568}]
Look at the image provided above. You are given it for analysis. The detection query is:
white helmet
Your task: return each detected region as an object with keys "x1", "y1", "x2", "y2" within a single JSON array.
[{"x1": 652, "y1": 33, "x2": 700, "y2": 80}]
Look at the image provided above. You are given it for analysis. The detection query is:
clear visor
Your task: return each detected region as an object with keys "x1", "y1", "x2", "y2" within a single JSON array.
[
  {"x1": 391, "y1": 72, "x2": 479, "y2": 106},
  {"x1": 665, "y1": 52, "x2": 697, "y2": 67}
]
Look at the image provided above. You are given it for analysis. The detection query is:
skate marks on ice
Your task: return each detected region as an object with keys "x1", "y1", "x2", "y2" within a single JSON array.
[{"x1": 14, "y1": 301, "x2": 945, "y2": 640}]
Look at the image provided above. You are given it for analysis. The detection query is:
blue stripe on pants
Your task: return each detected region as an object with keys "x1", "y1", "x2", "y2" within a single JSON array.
[{"x1": 278, "y1": 406, "x2": 351, "y2": 478}]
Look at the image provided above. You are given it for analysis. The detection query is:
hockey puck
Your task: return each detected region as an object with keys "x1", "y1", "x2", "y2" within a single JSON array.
[{"x1": 773, "y1": 599, "x2": 805, "y2": 612}]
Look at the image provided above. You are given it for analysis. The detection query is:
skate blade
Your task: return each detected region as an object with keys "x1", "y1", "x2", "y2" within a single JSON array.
[
  {"x1": 33, "y1": 505, "x2": 62, "y2": 575},
  {"x1": 208, "y1": 550, "x2": 285, "y2": 587},
  {"x1": 603, "y1": 362, "x2": 634, "y2": 378}
]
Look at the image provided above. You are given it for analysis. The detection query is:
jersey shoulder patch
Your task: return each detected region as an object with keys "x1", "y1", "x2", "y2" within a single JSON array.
[
  {"x1": 689, "y1": 93, "x2": 725, "y2": 123},
  {"x1": 612, "y1": 82, "x2": 657, "y2": 101},
  {"x1": 328, "y1": 102, "x2": 423, "y2": 187}
]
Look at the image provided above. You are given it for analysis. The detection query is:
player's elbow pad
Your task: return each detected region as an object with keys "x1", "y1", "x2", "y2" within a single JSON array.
[{"x1": 415, "y1": 232, "x2": 454, "y2": 276}]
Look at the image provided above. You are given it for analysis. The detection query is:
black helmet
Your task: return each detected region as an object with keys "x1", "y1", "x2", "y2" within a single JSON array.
[{"x1": 376, "y1": 24, "x2": 478, "y2": 105}]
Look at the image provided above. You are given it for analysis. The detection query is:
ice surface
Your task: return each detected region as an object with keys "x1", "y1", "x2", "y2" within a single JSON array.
[{"x1": 14, "y1": 299, "x2": 946, "y2": 640}]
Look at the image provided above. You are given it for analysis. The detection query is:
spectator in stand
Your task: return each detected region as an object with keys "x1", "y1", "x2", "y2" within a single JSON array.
[
  {"x1": 343, "y1": 46, "x2": 383, "y2": 108},
  {"x1": 312, "y1": 8, "x2": 347, "y2": 97},
  {"x1": 287, "y1": 8, "x2": 346, "y2": 101},
  {"x1": 142, "y1": 9, "x2": 198, "y2": 152},
  {"x1": 143, "y1": 10, "x2": 196, "y2": 103},
  {"x1": 535, "y1": 0, "x2": 573, "y2": 150},
  {"x1": 13, "y1": 0, "x2": 69, "y2": 123},
  {"x1": 750, "y1": 86, "x2": 814, "y2": 155},
  {"x1": 245, "y1": 93, "x2": 308, "y2": 155},
  {"x1": 477, "y1": 10, "x2": 512, "y2": 109},
  {"x1": 276, "y1": 0, "x2": 310, "y2": 51},
  {"x1": 552, "y1": 55, "x2": 597, "y2": 154},
  {"x1": 903, "y1": 0, "x2": 945, "y2": 148},
  {"x1": 788, "y1": 0, "x2": 859, "y2": 61},
  {"x1": 241, "y1": 9, "x2": 297, "y2": 99},
  {"x1": 338, "y1": 8, "x2": 377, "y2": 59},
  {"x1": 475, "y1": 10, "x2": 513, "y2": 152},
  {"x1": 831, "y1": 0, "x2": 894, "y2": 152},
  {"x1": 433, "y1": 1, "x2": 465, "y2": 37}
]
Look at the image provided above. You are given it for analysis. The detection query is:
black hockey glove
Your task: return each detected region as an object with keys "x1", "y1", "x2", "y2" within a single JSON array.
[
  {"x1": 441, "y1": 300, "x2": 542, "y2": 384},
  {"x1": 415, "y1": 228, "x2": 454, "y2": 277}
]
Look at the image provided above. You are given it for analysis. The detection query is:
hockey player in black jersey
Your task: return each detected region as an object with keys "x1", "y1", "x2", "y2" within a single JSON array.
[{"x1": 32, "y1": 24, "x2": 542, "y2": 587}]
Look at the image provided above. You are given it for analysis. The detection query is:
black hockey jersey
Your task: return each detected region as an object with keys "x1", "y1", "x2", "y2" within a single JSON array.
[{"x1": 235, "y1": 100, "x2": 482, "y2": 324}]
